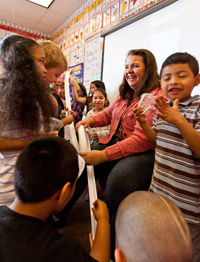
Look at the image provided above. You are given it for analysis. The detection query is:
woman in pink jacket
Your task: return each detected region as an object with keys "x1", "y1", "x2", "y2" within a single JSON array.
[{"x1": 62, "y1": 49, "x2": 164, "y2": 260}]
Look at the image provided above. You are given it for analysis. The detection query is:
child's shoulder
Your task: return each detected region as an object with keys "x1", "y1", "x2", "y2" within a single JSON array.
[
  {"x1": 179, "y1": 95, "x2": 200, "y2": 122},
  {"x1": 191, "y1": 95, "x2": 200, "y2": 103},
  {"x1": 86, "y1": 108, "x2": 95, "y2": 117},
  {"x1": 183, "y1": 95, "x2": 200, "y2": 107}
]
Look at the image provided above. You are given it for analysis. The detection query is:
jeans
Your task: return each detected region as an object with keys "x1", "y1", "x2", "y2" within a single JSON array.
[
  {"x1": 105, "y1": 149, "x2": 155, "y2": 261},
  {"x1": 59, "y1": 136, "x2": 155, "y2": 262},
  {"x1": 188, "y1": 223, "x2": 200, "y2": 262}
]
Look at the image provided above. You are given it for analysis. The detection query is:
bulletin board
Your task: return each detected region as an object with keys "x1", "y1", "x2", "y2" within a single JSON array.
[
  {"x1": 68, "y1": 62, "x2": 84, "y2": 100},
  {"x1": 69, "y1": 62, "x2": 84, "y2": 84},
  {"x1": 83, "y1": 36, "x2": 104, "y2": 91}
]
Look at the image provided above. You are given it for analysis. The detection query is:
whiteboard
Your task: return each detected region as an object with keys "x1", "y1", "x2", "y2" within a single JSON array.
[
  {"x1": 84, "y1": 36, "x2": 104, "y2": 91},
  {"x1": 102, "y1": 0, "x2": 200, "y2": 103}
]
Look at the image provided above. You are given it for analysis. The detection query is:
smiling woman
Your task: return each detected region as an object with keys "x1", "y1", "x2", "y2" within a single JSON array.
[
  {"x1": 124, "y1": 55, "x2": 146, "y2": 91},
  {"x1": 73, "y1": 49, "x2": 165, "y2": 260}
]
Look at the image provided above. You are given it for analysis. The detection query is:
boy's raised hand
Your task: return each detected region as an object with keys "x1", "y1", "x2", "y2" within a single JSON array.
[
  {"x1": 155, "y1": 96, "x2": 182, "y2": 125},
  {"x1": 90, "y1": 199, "x2": 110, "y2": 262},
  {"x1": 133, "y1": 106, "x2": 147, "y2": 124},
  {"x1": 92, "y1": 199, "x2": 109, "y2": 222}
]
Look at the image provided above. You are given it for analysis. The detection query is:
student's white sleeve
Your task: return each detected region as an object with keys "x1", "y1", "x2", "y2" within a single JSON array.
[
  {"x1": 46, "y1": 117, "x2": 63, "y2": 132},
  {"x1": 96, "y1": 125, "x2": 110, "y2": 139}
]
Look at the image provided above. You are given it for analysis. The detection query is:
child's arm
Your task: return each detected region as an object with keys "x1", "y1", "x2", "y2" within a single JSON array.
[
  {"x1": 70, "y1": 79, "x2": 87, "y2": 105},
  {"x1": 60, "y1": 110, "x2": 76, "y2": 126},
  {"x1": 0, "y1": 132, "x2": 58, "y2": 151},
  {"x1": 0, "y1": 137, "x2": 32, "y2": 151},
  {"x1": 134, "y1": 107, "x2": 156, "y2": 143},
  {"x1": 90, "y1": 199, "x2": 110, "y2": 262},
  {"x1": 155, "y1": 97, "x2": 200, "y2": 158},
  {"x1": 60, "y1": 115, "x2": 73, "y2": 126}
]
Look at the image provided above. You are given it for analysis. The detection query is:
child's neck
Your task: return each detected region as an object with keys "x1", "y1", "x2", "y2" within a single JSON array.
[
  {"x1": 94, "y1": 107, "x2": 104, "y2": 113},
  {"x1": 9, "y1": 197, "x2": 54, "y2": 222}
]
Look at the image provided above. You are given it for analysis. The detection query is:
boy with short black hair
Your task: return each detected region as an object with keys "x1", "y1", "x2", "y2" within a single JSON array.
[
  {"x1": 134, "y1": 52, "x2": 200, "y2": 262},
  {"x1": 0, "y1": 136, "x2": 110, "y2": 262}
]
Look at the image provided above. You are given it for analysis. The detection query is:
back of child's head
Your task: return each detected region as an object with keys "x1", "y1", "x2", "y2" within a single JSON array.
[
  {"x1": 0, "y1": 34, "x2": 40, "y2": 56},
  {"x1": 79, "y1": 83, "x2": 87, "y2": 97},
  {"x1": 0, "y1": 34, "x2": 52, "y2": 131},
  {"x1": 37, "y1": 40, "x2": 67, "y2": 70},
  {"x1": 160, "y1": 52, "x2": 199, "y2": 77},
  {"x1": 14, "y1": 136, "x2": 78, "y2": 203},
  {"x1": 91, "y1": 80, "x2": 106, "y2": 90},
  {"x1": 0, "y1": 34, "x2": 40, "y2": 73},
  {"x1": 115, "y1": 191, "x2": 192, "y2": 262}
]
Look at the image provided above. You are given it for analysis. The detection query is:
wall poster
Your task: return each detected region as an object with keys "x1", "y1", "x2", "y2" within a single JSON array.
[{"x1": 84, "y1": 36, "x2": 104, "y2": 91}]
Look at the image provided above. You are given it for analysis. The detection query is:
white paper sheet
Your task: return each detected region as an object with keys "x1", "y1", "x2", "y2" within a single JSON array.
[{"x1": 78, "y1": 125, "x2": 97, "y2": 239}]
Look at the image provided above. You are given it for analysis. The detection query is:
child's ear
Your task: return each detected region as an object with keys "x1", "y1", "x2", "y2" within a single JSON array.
[
  {"x1": 194, "y1": 73, "x2": 200, "y2": 87},
  {"x1": 58, "y1": 182, "x2": 73, "y2": 205},
  {"x1": 115, "y1": 248, "x2": 127, "y2": 262}
]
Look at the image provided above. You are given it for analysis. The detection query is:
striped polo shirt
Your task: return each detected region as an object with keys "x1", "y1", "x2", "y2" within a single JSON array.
[{"x1": 150, "y1": 95, "x2": 200, "y2": 225}]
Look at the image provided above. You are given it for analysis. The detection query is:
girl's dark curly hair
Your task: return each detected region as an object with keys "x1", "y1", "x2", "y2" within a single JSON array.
[
  {"x1": 119, "y1": 49, "x2": 160, "y2": 100},
  {"x1": 0, "y1": 34, "x2": 53, "y2": 132}
]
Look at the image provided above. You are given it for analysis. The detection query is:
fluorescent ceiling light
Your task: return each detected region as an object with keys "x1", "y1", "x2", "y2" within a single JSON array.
[{"x1": 27, "y1": 0, "x2": 54, "y2": 8}]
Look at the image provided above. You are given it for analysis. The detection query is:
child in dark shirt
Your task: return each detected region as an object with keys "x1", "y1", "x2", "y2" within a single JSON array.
[{"x1": 0, "y1": 136, "x2": 110, "y2": 262}]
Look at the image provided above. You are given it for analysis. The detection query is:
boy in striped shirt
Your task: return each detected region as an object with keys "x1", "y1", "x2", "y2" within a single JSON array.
[{"x1": 134, "y1": 52, "x2": 200, "y2": 262}]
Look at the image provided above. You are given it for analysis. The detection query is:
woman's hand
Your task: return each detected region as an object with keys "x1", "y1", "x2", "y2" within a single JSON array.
[
  {"x1": 76, "y1": 117, "x2": 95, "y2": 130},
  {"x1": 79, "y1": 150, "x2": 108, "y2": 165}
]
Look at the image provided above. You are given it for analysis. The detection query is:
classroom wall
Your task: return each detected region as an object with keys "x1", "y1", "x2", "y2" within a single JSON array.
[{"x1": 102, "y1": 0, "x2": 200, "y2": 102}]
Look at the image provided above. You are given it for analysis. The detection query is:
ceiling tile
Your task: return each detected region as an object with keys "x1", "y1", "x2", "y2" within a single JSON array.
[
  {"x1": 39, "y1": 9, "x2": 66, "y2": 26},
  {"x1": 34, "y1": 22, "x2": 55, "y2": 34},
  {"x1": 0, "y1": 0, "x2": 88, "y2": 35}
]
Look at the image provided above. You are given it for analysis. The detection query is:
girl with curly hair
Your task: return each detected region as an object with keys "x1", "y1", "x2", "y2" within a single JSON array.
[{"x1": 0, "y1": 34, "x2": 55, "y2": 206}]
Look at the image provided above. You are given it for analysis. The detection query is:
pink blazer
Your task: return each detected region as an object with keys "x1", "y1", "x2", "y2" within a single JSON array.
[{"x1": 91, "y1": 88, "x2": 165, "y2": 161}]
